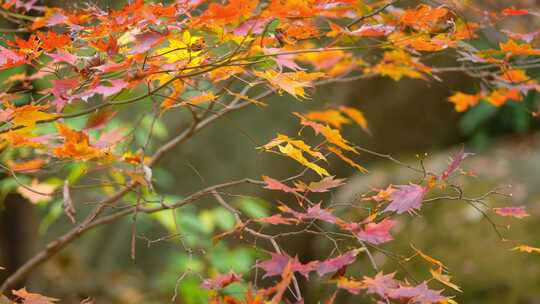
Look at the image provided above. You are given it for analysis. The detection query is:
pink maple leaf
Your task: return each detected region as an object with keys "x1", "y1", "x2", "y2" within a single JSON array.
[
  {"x1": 356, "y1": 218, "x2": 396, "y2": 245},
  {"x1": 77, "y1": 79, "x2": 129, "y2": 101},
  {"x1": 262, "y1": 175, "x2": 297, "y2": 193},
  {"x1": 303, "y1": 203, "x2": 338, "y2": 224},
  {"x1": 315, "y1": 249, "x2": 358, "y2": 277},
  {"x1": 388, "y1": 282, "x2": 447, "y2": 304},
  {"x1": 363, "y1": 272, "x2": 399, "y2": 298},
  {"x1": 129, "y1": 32, "x2": 165, "y2": 54},
  {"x1": 384, "y1": 184, "x2": 427, "y2": 214},
  {"x1": 0, "y1": 45, "x2": 24, "y2": 68},
  {"x1": 441, "y1": 146, "x2": 474, "y2": 180},
  {"x1": 51, "y1": 79, "x2": 78, "y2": 111},
  {"x1": 256, "y1": 253, "x2": 315, "y2": 278},
  {"x1": 493, "y1": 206, "x2": 529, "y2": 219},
  {"x1": 46, "y1": 51, "x2": 78, "y2": 65},
  {"x1": 265, "y1": 48, "x2": 304, "y2": 71}
]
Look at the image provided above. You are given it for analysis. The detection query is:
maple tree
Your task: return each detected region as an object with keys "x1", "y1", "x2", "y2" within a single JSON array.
[{"x1": 0, "y1": 0, "x2": 539, "y2": 303}]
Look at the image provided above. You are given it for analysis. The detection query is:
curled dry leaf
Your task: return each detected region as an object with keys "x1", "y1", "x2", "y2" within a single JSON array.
[{"x1": 62, "y1": 180, "x2": 76, "y2": 224}]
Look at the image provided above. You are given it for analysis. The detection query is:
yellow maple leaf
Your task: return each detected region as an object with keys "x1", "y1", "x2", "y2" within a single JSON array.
[
  {"x1": 328, "y1": 146, "x2": 367, "y2": 173},
  {"x1": 320, "y1": 125, "x2": 357, "y2": 153},
  {"x1": 448, "y1": 92, "x2": 481, "y2": 112},
  {"x1": 10, "y1": 104, "x2": 56, "y2": 128},
  {"x1": 339, "y1": 106, "x2": 369, "y2": 133},
  {"x1": 430, "y1": 268, "x2": 462, "y2": 293},
  {"x1": 304, "y1": 109, "x2": 350, "y2": 129},
  {"x1": 255, "y1": 70, "x2": 325, "y2": 99},
  {"x1": 158, "y1": 31, "x2": 203, "y2": 64},
  {"x1": 512, "y1": 245, "x2": 540, "y2": 254},
  {"x1": 263, "y1": 134, "x2": 326, "y2": 161},
  {"x1": 278, "y1": 143, "x2": 329, "y2": 177}
]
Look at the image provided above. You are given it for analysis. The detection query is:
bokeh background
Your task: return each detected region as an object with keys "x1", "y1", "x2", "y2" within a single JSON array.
[{"x1": 1, "y1": 0, "x2": 540, "y2": 303}]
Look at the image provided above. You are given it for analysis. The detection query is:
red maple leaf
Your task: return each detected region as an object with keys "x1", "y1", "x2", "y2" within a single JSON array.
[{"x1": 201, "y1": 271, "x2": 242, "y2": 290}]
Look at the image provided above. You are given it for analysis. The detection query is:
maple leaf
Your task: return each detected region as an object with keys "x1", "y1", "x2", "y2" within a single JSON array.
[
  {"x1": 12, "y1": 288, "x2": 59, "y2": 304},
  {"x1": 500, "y1": 39, "x2": 540, "y2": 57},
  {"x1": 314, "y1": 249, "x2": 359, "y2": 277},
  {"x1": 319, "y1": 125, "x2": 357, "y2": 153},
  {"x1": 264, "y1": 48, "x2": 303, "y2": 71},
  {"x1": 195, "y1": 0, "x2": 258, "y2": 26},
  {"x1": 294, "y1": 176, "x2": 346, "y2": 193},
  {"x1": 256, "y1": 214, "x2": 298, "y2": 225},
  {"x1": 430, "y1": 268, "x2": 462, "y2": 293},
  {"x1": 501, "y1": 7, "x2": 529, "y2": 17},
  {"x1": 336, "y1": 276, "x2": 365, "y2": 295},
  {"x1": 304, "y1": 109, "x2": 351, "y2": 129},
  {"x1": 512, "y1": 245, "x2": 540, "y2": 254},
  {"x1": 384, "y1": 184, "x2": 427, "y2": 214},
  {"x1": 78, "y1": 79, "x2": 129, "y2": 101},
  {"x1": 201, "y1": 271, "x2": 242, "y2": 290},
  {"x1": 440, "y1": 146, "x2": 473, "y2": 180},
  {"x1": 448, "y1": 92, "x2": 481, "y2": 112},
  {"x1": 54, "y1": 123, "x2": 104, "y2": 160},
  {"x1": 356, "y1": 218, "x2": 396, "y2": 245},
  {"x1": 410, "y1": 244, "x2": 447, "y2": 271},
  {"x1": 368, "y1": 50, "x2": 432, "y2": 81},
  {"x1": 180, "y1": 92, "x2": 217, "y2": 106},
  {"x1": 9, "y1": 104, "x2": 56, "y2": 128},
  {"x1": 9, "y1": 159, "x2": 46, "y2": 173},
  {"x1": 157, "y1": 31, "x2": 204, "y2": 66},
  {"x1": 363, "y1": 272, "x2": 399, "y2": 298},
  {"x1": 51, "y1": 79, "x2": 78, "y2": 111},
  {"x1": 262, "y1": 175, "x2": 297, "y2": 193},
  {"x1": 347, "y1": 24, "x2": 395, "y2": 37},
  {"x1": 16, "y1": 179, "x2": 56, "y2": 204},
  {"x1": 362, "y1": 185, "x2": 395, "y2": 202},
  {"x1": 400, "y1": 4, "x2": 449, "y2": 32},
  {"x1": 501, "y1": 30, "x2": 540, "y2": 43},
  {"x1": 339, "y1": 106, "x2": 369, "y2": 133},
  {"x1": 37, "y1": 31, "x2": 70, "y2": 51},
  {"x1": 264, "y1": 0, "x2": 318, "y2": 18},
  {"x1": 46, "y1": 51, "x2": 77, "y2": 65},
  {"x1": 280, "y1": 202, "x2": 338, "y2": 224},
  {"x1": 328, "y1": 146, "x2": 367, "y2": 173},
  {"x1": 256, "y1": 252, "x2": 313, "y2": 278},
  {"x1": 493, "y1": 206, "x2": 529, "y2": 219},
  {"x1": 277, "y1": 143, "x2": 330, "y2": 177},
  {"x1": 255, "y1": 70, "x2": 325, "y2": 99},
  {"x1": 129, "y1": 31, "x2": 166, "y2": 54},
  {"x1": 0, "y1": 45, "x2": 24, "y2": 68},
  {"x1": 387, "y1": 282, "x2": 447, "y2": 304},
  {"x1": 263, "y1": 134, "x2": 326, "y2": 161},
  {"x1": 497, "y1": 69, "x2": 529, "y2": 83},
  {"x1": 85, "y1": 110, "x2": 117, "y2": 130},
  {"x1": 485, "y1": 88, "x2": 522, "y2": 107}
]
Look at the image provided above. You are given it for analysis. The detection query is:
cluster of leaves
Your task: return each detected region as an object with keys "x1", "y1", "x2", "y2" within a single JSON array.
[{"x1": 0, "y1": 0, "x2": 539, "y2": 303}]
